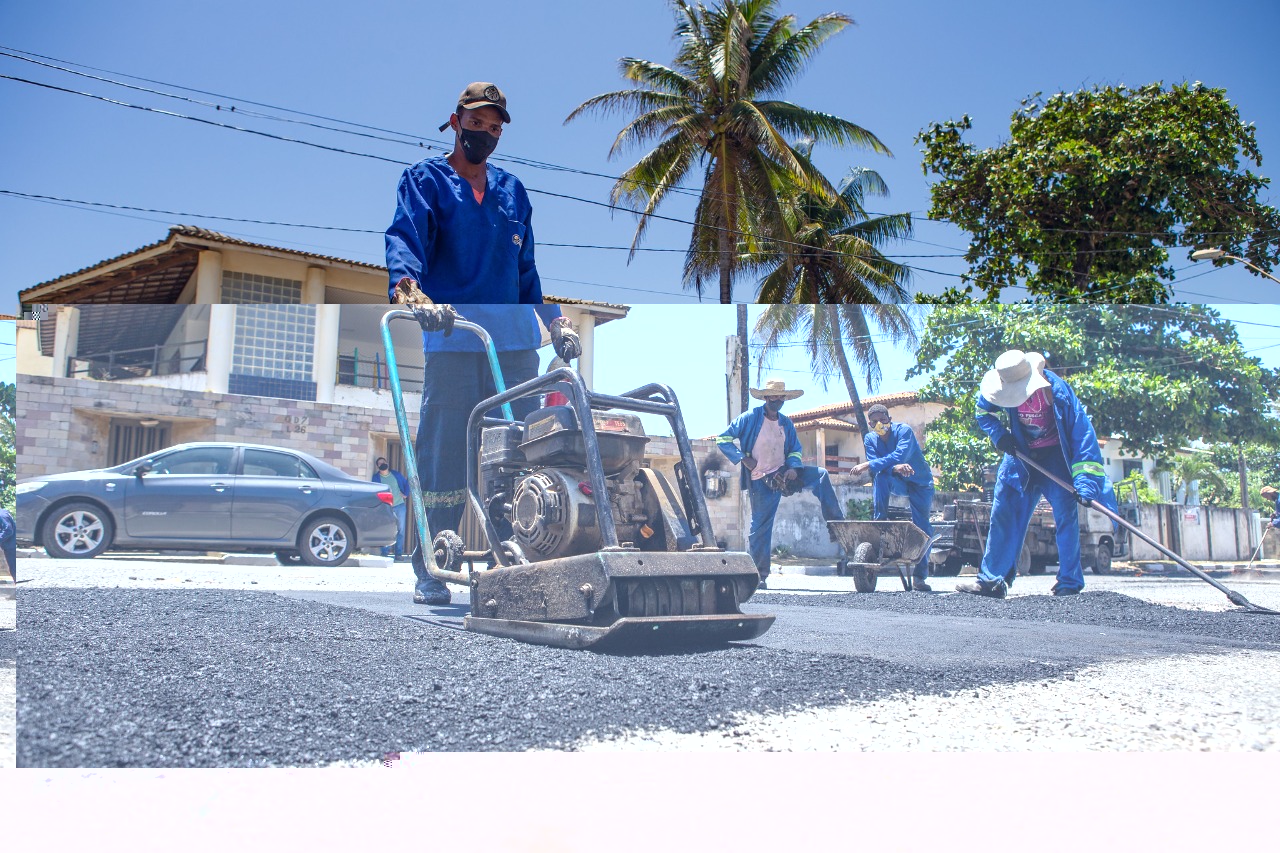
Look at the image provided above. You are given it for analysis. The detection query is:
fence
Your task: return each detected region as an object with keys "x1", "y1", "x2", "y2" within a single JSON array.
[
  {"x1": 67, "y1": 340, "x2": 208, "y2": 381},
  {"x1": 337, "y1": 351, "x2": 425, "y2": 395}
]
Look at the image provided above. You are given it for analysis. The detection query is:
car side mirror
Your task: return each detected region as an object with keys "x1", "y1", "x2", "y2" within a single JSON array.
[{"x1": 134, "y1": 463, "x2": 153, "y2": 477}]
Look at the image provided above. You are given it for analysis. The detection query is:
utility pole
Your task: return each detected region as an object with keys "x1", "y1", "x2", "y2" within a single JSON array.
[
  {"x1": 737, "y1": 303, "x2": 749, "y2": 414},
  {"x1": 1239, "y1": 446, "x2": 1250, "y2": 512}
]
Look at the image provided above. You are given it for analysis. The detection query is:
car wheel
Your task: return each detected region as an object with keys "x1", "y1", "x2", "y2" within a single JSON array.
[
  {"x1": 43, "y1": 502, "x2": 114, "y2": 559},
  {"x1": 1093, "y1": 540, "x2": 1113, "y2": 575},
  {"x1": 298, "y1": 517, "x2": 353, "y2": 567},
  {"x1": 275, "y1": 550, "x2": 303, "y2": 566}
]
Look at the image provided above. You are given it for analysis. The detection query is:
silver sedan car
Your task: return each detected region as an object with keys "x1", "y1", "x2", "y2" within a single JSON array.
[{"x1": 17, "y1": 442, "x2": 397, "y2": 567}]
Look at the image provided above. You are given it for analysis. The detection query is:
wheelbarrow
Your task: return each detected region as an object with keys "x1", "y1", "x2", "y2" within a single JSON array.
[{"x1": 828, "y1": 520, "x2": 933, "y2": 593}]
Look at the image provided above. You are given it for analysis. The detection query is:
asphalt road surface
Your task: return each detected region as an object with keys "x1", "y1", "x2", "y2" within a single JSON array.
[{"x1": 15, "y1": 555, "x2": 1280, "y2": 765}]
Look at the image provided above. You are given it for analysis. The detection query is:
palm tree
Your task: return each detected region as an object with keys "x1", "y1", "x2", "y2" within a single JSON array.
[
  {"x1": 754, "y1": 160, "x2": 914, "y2": 302},
  {"x1": 565, "y1": 0, "x2": 890, "y2": 303},
  {"x1": 1156, "y1": 453, "x2": 1228, "y2": 505},
  {"x1": 753, "y1": 304, "x2": 918, "y2": 436}
]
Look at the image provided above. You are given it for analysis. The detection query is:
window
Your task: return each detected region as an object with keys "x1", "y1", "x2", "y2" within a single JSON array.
[
  {"x1": 109, "y1": 420, "x2": 171, "y2": 466},
  {"x1": 1122, "y1": 460, "x2": 1144, "y2": 479},
  {"x1": 221, "y1": 271, "x2": 302, "y2": 304},
  {"x1": 242, "y1": 448, "x2": 317, "y2": 479},
  {"x1": 149, "y1": 447, "x2": 236, "y2": 476},
  {"x1": 232, "y1": 304, "x2": 315, "y2": 381}
]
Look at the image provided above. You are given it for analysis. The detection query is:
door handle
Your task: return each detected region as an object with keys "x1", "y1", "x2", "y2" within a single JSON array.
[
  {"x1": 211, "y1": 483, "x2": 228, "y2": 493},
  {"x1": 298, "y1": 486, "x2": 313, "y2": 494}
]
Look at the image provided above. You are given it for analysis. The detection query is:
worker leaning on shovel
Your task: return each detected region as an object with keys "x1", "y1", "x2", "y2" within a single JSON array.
[
  {"x1": 717, "y1": 379, "x2": 845, "y2": 590},
  {"x1": 850, "y1": 404, "x2": 936, "y2": 592},
  {"x1": 956, "y1": 349, "x2": 1118, "y2": 599}
]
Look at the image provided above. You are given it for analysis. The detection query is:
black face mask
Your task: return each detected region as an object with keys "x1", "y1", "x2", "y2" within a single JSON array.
[
  {"x1": 459, "y1": 127, "x2": 498, "y2": 164},
  {"x1": 765, "y1": 400, "x2": 784, "y2": 414},
  {"x1": 378, "y1": 463, "x2": 389, "y2": 471}
]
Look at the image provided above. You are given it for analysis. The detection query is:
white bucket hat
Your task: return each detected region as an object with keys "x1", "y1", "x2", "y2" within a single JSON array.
[
  {"x1": 749, "y1": 378, "x2": 805, "y2": 401},
  {"x1": 980, "y1": 350, "x2": 1050, "y2": 408}
]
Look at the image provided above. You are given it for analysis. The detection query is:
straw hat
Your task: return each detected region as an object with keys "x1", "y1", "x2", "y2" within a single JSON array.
[
  {"x1": 749, "y1": 378, "x2": 804, "y2": 401},
  {"x1": 980, "y1": 350, "x2": 1051, "y2": 408}
]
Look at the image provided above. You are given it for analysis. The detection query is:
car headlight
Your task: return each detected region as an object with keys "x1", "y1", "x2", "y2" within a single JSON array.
[{"x1": 17, "y1": 481, "x2": 48, "y2": 495}]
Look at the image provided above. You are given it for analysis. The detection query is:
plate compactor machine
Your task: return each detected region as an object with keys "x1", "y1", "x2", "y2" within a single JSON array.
[{"x1": 381, "y1": 309, "x2": 775, "y2": 650}]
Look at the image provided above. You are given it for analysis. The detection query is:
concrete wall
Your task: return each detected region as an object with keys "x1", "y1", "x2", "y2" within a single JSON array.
[
  {"x1": 1128, "y1": 504, "x2": 1258, "y2": 562},
  {"x1": 17, "y1": 374, "x2": 414, "y2": 480},
  {"x1": 770, "y1": 477, "x2": 962, "y2": 559}
]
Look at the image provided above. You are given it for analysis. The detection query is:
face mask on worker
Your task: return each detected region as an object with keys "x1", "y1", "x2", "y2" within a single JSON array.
[
  {"x1": 871, "y1": 421, "x2": 890, "y2": 437},
  {"x1": 459, "y1": 125, "x2": 499, "y2": 164},
  {"x1": 764, "y1": 399, "x2": 784, "y2": 414},
  {"x1": 378, "y1": 462, "x2": 389, "y2": 472}
]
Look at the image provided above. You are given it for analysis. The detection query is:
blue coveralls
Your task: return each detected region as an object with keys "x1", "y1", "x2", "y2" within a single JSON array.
[
  {"x1": 385, "y1": 156, "x2": 545, "y2": 303},
  {"x1": 0, "y1": 508, "x2": 15, "y2": 580},
  {"x1": 371, "y1": 467, "x2": 409, "y2": 559},
  {"x1": 975, "y1": 370, "x2": 1118, "y2": 592},
  {"x1": 408, "y1": 307, "x2": 561, "y2": 599},
  {"x1": 864, "y1": 423, "x2": 935, "y2": 583},
  {"x1": 717, "y1": 406, "x2": 845, "y2": 579}
]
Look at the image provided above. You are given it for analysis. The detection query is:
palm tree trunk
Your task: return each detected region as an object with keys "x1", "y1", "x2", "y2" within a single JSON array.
[
  {"x1": 719, "y1": 225, "x2": 733, "y2": 304},
  {"x1": 826, "y1": 305, "x2": 870, "y2": 436}
]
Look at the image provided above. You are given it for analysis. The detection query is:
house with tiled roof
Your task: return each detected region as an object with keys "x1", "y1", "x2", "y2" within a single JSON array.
[{"x1": 786, "y1": 390, "x2": 947, "y2": 476}]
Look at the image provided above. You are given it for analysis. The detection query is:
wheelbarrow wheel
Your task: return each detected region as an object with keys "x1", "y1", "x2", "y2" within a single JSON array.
[{"x1": 851, "y1": 541, "x2": 878, "y2": 593}]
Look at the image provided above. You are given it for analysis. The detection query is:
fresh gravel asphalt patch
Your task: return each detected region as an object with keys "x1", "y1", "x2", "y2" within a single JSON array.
[{"x1": 17, "y1": 584, "x2": 1280, "y2": 766}]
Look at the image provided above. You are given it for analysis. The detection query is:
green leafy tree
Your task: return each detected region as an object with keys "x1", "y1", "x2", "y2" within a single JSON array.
[
  {"x1": 916, "y1": 83, "x2": 1280, "y2": 302},
  {"x1": 566, "y1": 0, "x2": 889, "y2": 303},
  {"x1": 753, "y1": 303, "x2": 918, "y2": 436},
  {"x1": 1206, "y1": 442, "x2": 1280, "y2": 509},
  {"x1": 908, "y1": 304, "x2": 1280, "y2": 490},
  {"x1": 0, "y1": 380, "x2": 14, "y2": 511}
]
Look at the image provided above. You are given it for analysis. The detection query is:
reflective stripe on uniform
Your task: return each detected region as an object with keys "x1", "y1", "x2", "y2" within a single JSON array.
[{"x1": 1071, "y1": 461, "x2": 1105, "y2": 478}]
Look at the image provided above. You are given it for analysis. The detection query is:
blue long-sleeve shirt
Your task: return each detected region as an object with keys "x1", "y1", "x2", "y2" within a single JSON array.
[
  {"x1": 717, "y1": 406, "x2": 804, "y2": 488},
  {"x1": 385, "y1": 156, "x2": 545, "y2": 305},
  {"x1": 975, "y1": 368, "x2": 1117, "y2": 511},
  {"x1": 863, "y1": 423, "x2": 933, "y2": 488}
]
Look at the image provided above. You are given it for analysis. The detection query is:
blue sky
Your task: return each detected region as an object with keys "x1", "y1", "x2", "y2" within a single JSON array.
[
  {"x1": 581, "y1": 303, "x2": 1280, "y2": 438},
  {"x1": 2, "y1": 0, "x2": 1279, "y2": 307}
]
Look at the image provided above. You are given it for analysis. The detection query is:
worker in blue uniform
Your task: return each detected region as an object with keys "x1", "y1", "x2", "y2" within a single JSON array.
[
  {"x1": 957, "y1": 349, "x2": 1117, "y2": 599},
  {"x1": 850, "y1": 404, "x2": 935, "y2": 592},
  {"x1": 382, "y1": 82, "x2": 581, "y2": 605},
  {"x1": 717, "y1": 379, "x2": 845, "y2": 589}
]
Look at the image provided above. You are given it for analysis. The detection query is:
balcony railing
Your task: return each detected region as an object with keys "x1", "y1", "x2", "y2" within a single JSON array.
[
  {"x1": 805, "y1": 454, "x2": 861, "y2": 474},
  {"x1": 336, "y1": 351, "x2": 424, "y2": 395},
  {"x1": 67, "y1": 340, "x2": 208, "y2": 380}
]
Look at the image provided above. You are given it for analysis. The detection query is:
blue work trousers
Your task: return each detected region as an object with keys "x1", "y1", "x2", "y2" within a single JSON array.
[
  {"x1": 410, "y1": 349, "x2": 539, "y2": 593},
  {"x1": 979, "y1": 448, "x2": 1085, "y2": 592},
  {"x1": 382, "y1": 503, "x2": 407, "y2": 559},
  {"x1": 748, "y1": 466, "x2": 845, "y2": 578},
  {"x1": 872, "y1": 474, "x2": 935, "y2": 582}
]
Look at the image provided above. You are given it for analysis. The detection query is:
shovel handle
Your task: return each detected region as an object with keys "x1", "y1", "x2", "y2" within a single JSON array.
[{"x1": 1015, "y1": 451, "x2": 1273, "y2": 611}]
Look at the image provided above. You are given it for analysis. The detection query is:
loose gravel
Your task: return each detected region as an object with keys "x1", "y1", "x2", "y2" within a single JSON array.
[
  {"x1": 2, "y1": 588, "x2": 15, "y2": 768},
  {"x1": 18, "y1": 580, "x2": 1280, "y2": 766},
  {"x1": 754, "y1": 589, "x2": 1280, "y2": 647},
  {"x1": 573, "y1": 649, "x2": 1280, "y2": 751}
]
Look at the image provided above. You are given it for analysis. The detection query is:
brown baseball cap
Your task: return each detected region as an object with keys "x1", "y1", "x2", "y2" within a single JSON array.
[{"x1": 438, "y1": 82, "x2": 511, "y2": 131}]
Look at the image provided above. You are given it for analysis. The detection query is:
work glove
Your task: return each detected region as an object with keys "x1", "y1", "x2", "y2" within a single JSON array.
[
  {"x1": 1073, "y1": 476, "x2": 1098, "y2": 507},
  {"x1": 766, "y1": 470, "x2": 801, "y2": 496},
  {"x1": 392, "y1": 277, "x2": 433, "y2": 306},
  {"x1": 549, "y1": 316, "x2": 582, "y2": 361},
  {"x1": 995, "y1": 435, "x2": 1017, "y2": 456},
  {"x1": 412, "y1": 303, "x2": 461, "y2": 336}
]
